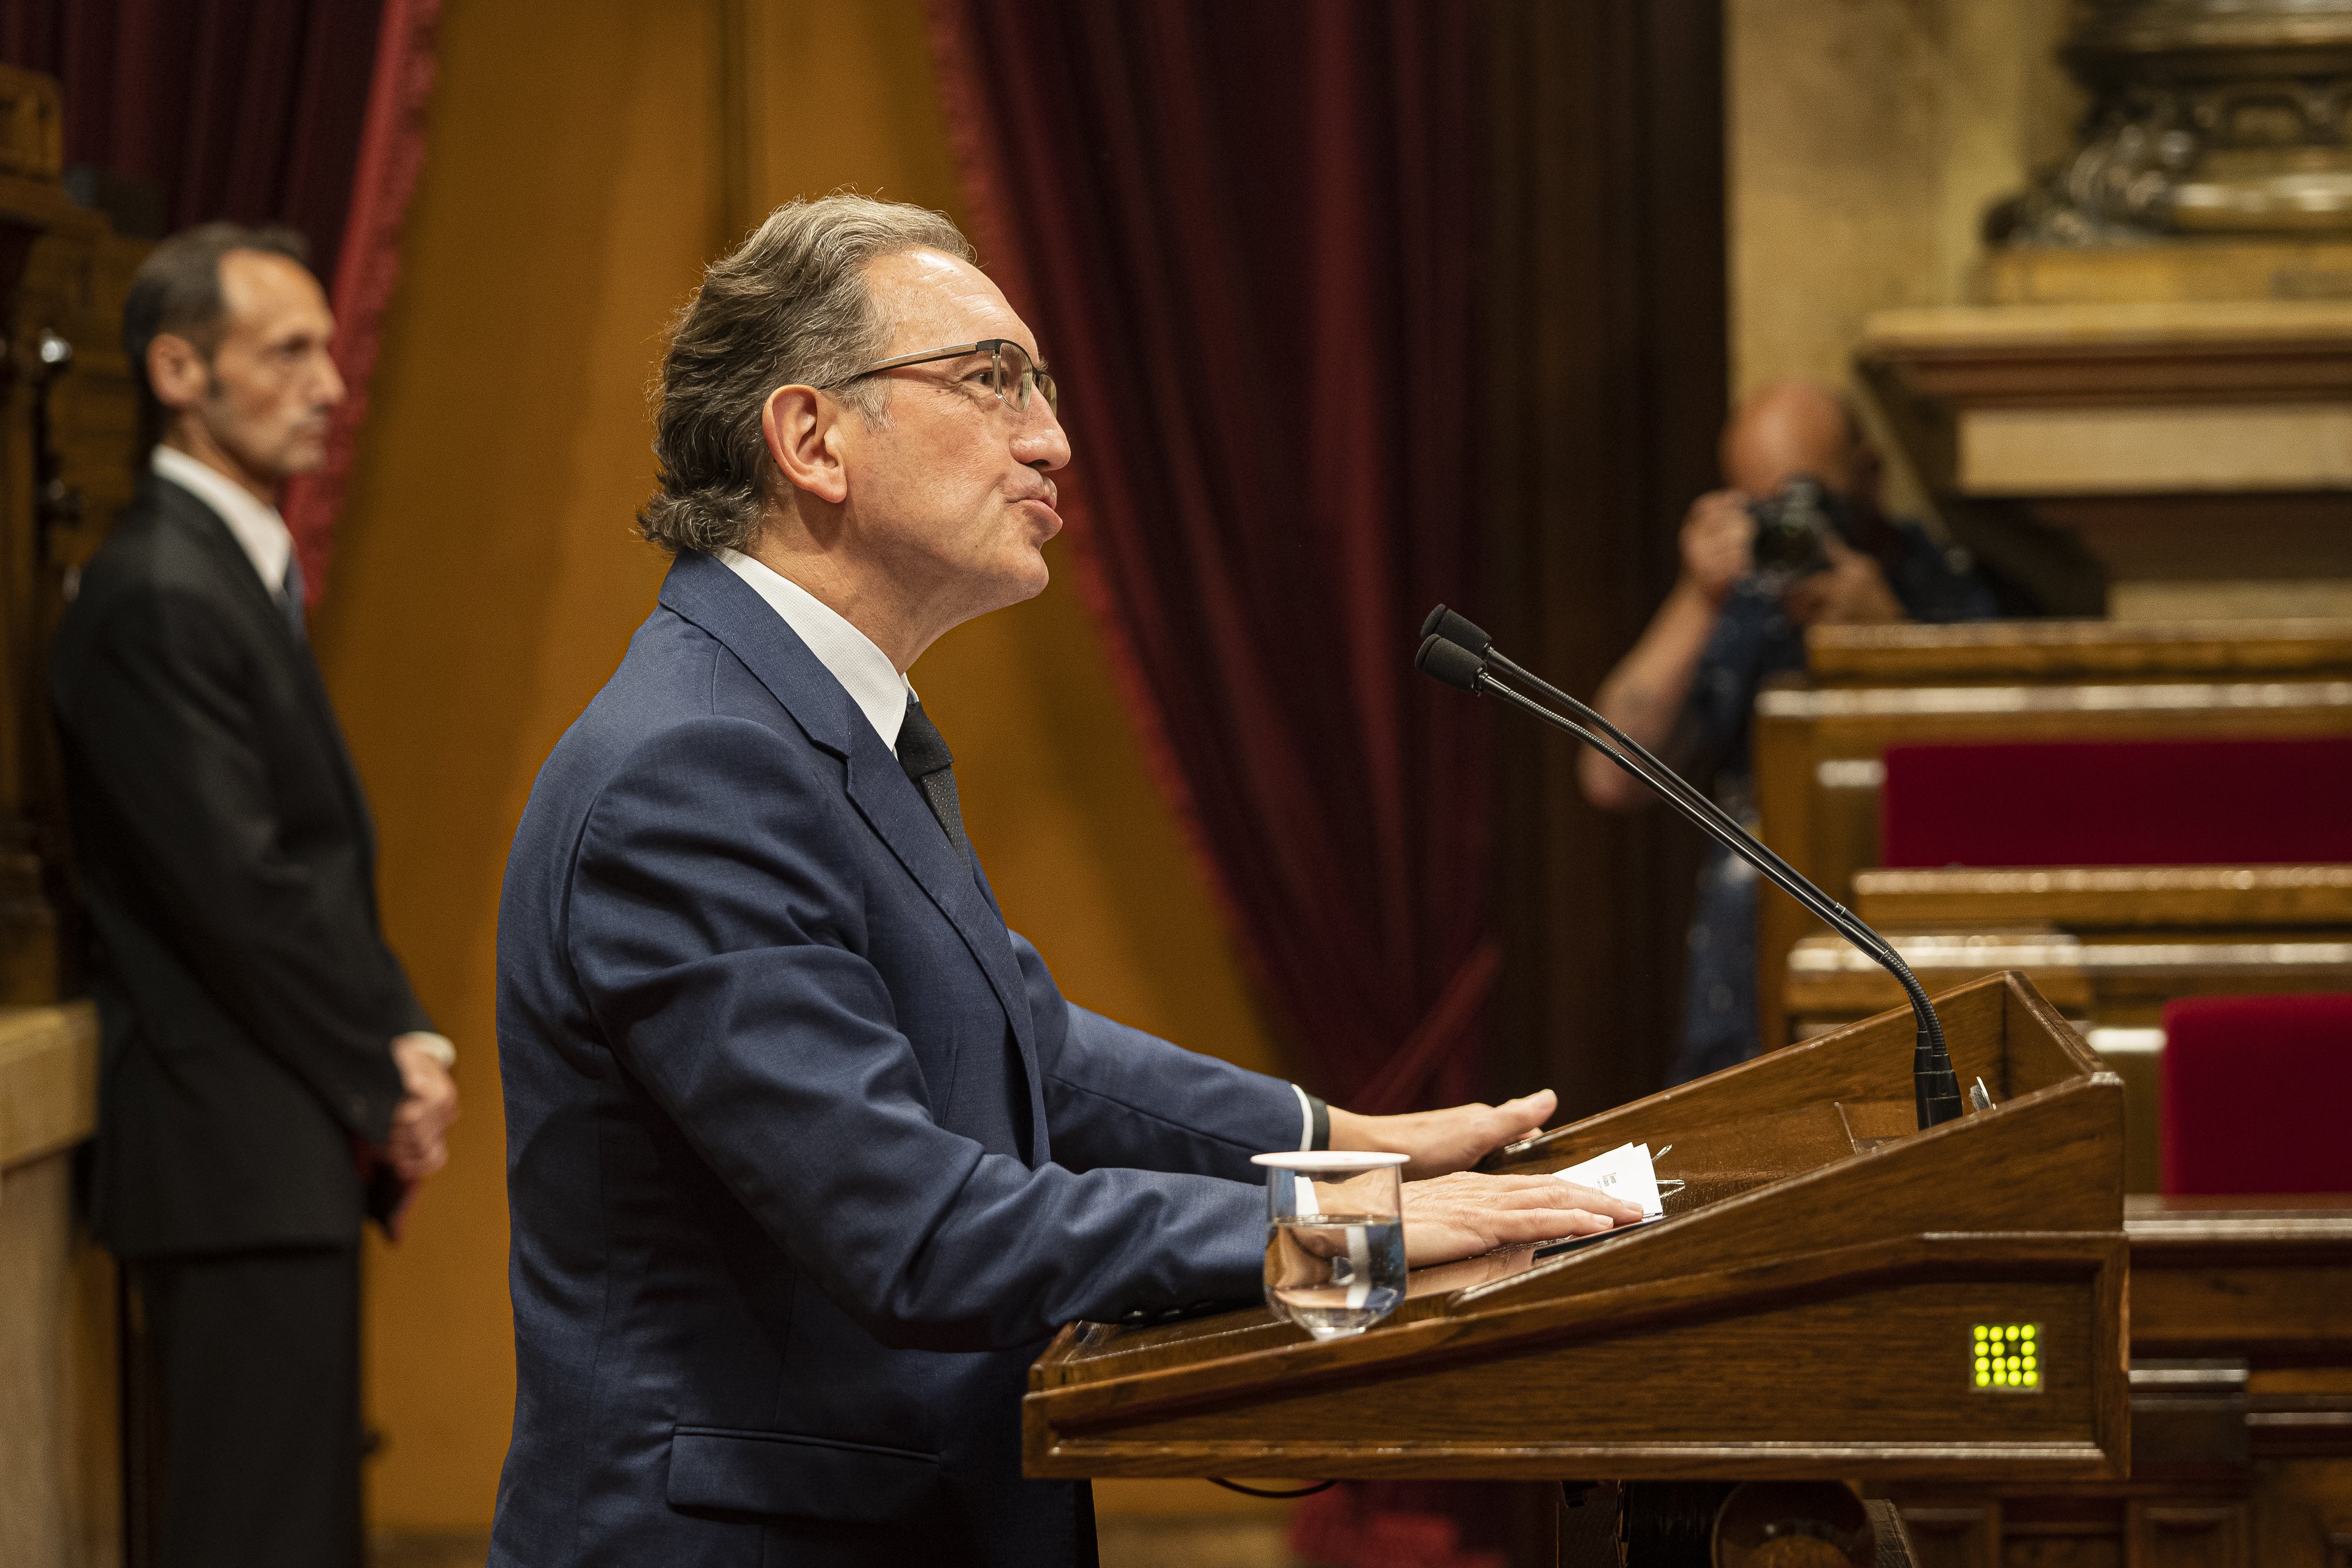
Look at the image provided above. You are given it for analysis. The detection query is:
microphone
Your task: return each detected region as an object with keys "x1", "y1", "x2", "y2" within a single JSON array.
[{"x1": 1415, "y1": 605, "x2": 1963, "y2": 1132}]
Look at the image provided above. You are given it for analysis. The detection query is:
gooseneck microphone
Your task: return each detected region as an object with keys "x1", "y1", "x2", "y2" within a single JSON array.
[{"x1": 1416, "y1": 605, "x2": 1963, "y2": 1132}]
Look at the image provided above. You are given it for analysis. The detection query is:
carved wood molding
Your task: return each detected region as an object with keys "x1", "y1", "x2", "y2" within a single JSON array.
[
  {"x1": 1759, "y1": 678, "x2": 2352, "y2": 721},
  {"x1": 1853, "y1": 864, "x2": 2352, "y2": 928},
  {"x1": 1861, "y1": 302, "x2": 2352, "y2": 410},
  {"x1": 1806, "y1": 618, "x2": 2352, "y2": 685}
]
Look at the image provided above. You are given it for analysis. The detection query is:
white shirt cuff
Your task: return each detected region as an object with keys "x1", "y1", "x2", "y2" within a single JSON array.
[
  {"x1": 400, "y1": 1032, "x2": 457, "y2": 1069},
  {"x1": 1292, "y1": 1084, "x2": 1315, "y2": 1151}
]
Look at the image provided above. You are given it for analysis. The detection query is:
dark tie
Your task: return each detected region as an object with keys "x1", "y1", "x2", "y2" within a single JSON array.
[
  {"x1": 279, "y1": 551, "x2": 307, "y2": 640},
  {"x1": 897, "y1": 696, "x2": 976, "y2": 878}
]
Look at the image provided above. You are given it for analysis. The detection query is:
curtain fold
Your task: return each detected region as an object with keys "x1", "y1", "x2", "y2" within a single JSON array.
[
  {"x1": 0, "y1": 0, "x2": 385, "y2": 281},
  {"x1": 280, "y1": 0, "x2": 439, "y2": 598},
  {"x1": 0, "y1": 0, "x2": 442, "y2": 603},
  {"x1": 929, "y1": 0, "x2": 1494, "y2": 1114}
]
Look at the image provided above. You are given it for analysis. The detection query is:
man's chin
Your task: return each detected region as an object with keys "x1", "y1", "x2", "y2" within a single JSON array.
[
  {"x1": 1013, "y1": 549, "x2": 1051, "y2": 601},
  {"x1": 275, "y1": 434, "x2": 334, "y2": 478}
]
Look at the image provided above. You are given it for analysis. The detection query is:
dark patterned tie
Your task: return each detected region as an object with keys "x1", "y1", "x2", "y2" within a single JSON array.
[
  {"x1": 897, "y1": 696, "x2": 976, "y2": 878},
  {"x1": 279, "y1": 550, "x2": 307, "y2": 641}
]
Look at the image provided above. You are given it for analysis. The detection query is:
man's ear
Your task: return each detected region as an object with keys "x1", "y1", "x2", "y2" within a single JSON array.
[
  {"x1": 762, "y1": 385, "x2": 850, "y2": 506},
  {"x1": 146, "y1": 333, "x2": 209, "y2": 413}
]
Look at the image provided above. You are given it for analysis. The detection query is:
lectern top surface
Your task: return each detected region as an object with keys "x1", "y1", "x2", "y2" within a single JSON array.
[
  {"x1": 1025, "y1": 975, "x2": 2131, "y2": 1485},
  {"x1": 1044, "y1": 973, "x2": 2120, "y2": 1387}
]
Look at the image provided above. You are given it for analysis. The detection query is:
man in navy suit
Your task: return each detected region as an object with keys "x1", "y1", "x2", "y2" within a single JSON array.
[{"x1": 492, "y1": 195, "x2": 1636, "y2": 1567}]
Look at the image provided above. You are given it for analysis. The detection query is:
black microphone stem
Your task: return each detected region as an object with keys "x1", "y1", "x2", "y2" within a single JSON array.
[
  {"x1": 1472, "y1": 670, "x2": 1889, "y2": 975},
  {"x1": 1469, "y1": 668, "x2": 1962, "y2": 1131},
  {"x1": 1481, "y1": 650, "x2": 1903, "y2": 971}
]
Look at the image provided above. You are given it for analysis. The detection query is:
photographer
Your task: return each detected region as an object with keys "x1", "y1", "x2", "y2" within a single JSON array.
[{"x1": 1579, "y1": 379, "x2": 1999, "y2": 1085}]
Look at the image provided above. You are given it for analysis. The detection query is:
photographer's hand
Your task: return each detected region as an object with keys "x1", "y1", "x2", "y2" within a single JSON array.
[
  {"x1": 1579, "y1": 490, "x2": 1752, "y2": 811},
  {"x1": 1783, "y1": 536, "x2": 1904, "y2": 626},
  {"x1": 1678, "y1": 490, "x2": 1756, "y2": 606}
]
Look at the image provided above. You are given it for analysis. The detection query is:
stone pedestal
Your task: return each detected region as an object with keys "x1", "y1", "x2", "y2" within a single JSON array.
[{"x1": 1860, "y1": 300, "x2": 2352, "y2": 618}]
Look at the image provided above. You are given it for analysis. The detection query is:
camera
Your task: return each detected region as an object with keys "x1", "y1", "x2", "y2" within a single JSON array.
[{"x1": 1746, "y1": 474, "x2": 1852, "y2": 595}]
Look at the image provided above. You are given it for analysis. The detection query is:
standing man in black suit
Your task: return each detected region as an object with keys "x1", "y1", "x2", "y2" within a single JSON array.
[{"x1": 48, "y1": 223, "x2": 461, "y2": 1568}]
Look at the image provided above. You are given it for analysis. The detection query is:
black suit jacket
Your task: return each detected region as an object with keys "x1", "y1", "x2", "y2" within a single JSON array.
[{"x1": 49, "y1": 474, "x2": 429, "y2": 1256}]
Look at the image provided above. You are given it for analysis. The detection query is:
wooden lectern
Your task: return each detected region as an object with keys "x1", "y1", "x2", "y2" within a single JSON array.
[{"x1": 1027, "y1": 973, "x2": 2126, "y2": 1553}]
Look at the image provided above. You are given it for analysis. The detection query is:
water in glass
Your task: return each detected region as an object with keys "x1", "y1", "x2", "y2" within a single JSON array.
[
  {"x1": 1251, "y1": 1150, "x2": 1409, "y2": 1340},
  {"x1": 1264, "y1": 1215, "x2": 1406, "y2": 1339}
]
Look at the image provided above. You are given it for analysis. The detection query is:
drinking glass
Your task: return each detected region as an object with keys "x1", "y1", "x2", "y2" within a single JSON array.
[{"x1": 1249, "y1": 1150, "x2": 1409, "y2": 1340}]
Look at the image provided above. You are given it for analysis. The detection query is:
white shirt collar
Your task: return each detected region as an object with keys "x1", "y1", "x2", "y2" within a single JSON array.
[
  {"x1": 716, "y1": 549, "x2": 914, "y2": 753},
  {"x1": 151, "y1": 445, "x2": 293, "y2": 597}
]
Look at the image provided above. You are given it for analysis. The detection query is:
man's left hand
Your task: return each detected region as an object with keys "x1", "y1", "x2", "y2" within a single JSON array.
[
  {"x1": 1327, "y1": 1089, "x2": 1556, "y2": 1180},
  {"x1": 1782, "y1": 536, "x2": 1904, "y2": 627}
]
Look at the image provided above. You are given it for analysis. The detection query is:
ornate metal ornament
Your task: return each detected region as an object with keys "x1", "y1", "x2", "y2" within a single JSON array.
[{"x1": 1998, "y1": 0, "x2": 2352, "y2": 243}]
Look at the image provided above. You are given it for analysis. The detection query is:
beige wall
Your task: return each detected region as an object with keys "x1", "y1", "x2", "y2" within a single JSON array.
[
  {"x1": 1728, "y1": 0, "x2": 2083, "y2": 397},
  {"x1": 314, "y1": 0, "x2": 1280, "y2": 1532}
]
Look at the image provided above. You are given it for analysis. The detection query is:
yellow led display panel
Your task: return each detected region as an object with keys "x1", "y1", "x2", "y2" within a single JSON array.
[{"x1": 1970, "y1": 1322, "x2": 2042, "y2": 1393}]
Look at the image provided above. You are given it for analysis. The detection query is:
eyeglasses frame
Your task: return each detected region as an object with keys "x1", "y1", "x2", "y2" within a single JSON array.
[{"x1": 833, "y1": 338, "x2": 1058, "y2": 415}]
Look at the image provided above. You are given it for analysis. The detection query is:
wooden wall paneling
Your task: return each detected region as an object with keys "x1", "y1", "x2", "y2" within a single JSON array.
[
  {"x1": 2128, "y1": 1500, "x2": 2253, "y2": 1568},
  {"x1": 0, "y1": 63, "x2": 141, "y2": 1568},
  {"x1": 0, "y1": 1001, "x2": 112, "y2": 1568},
  {"x1": 1485, "y1": 0, "x2": 1723, "y2": 1117},
  {"x1": 2248, "y1": 1447, "x2": 2352, "y2": 1568},
  {"x1": 1892, "y1": 1499, "x2": 2003, "y2": 1568}
]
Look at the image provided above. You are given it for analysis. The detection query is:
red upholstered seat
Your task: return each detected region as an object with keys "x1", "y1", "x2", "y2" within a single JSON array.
[
  {"x1": 1878, "y1": 737, "x2": 2352, "y2": 869},
  {"x1": 2160, "y1": 994, "x2": 2352, "y2": 1195}
]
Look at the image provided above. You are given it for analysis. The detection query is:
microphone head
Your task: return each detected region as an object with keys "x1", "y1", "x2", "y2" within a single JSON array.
[
  {"x1": 1419, "y1": 604, "x2": 1494, "y2": 657},
  {"x1": 1415, "y1": 633, "x2": 1488, "y2": 694}
]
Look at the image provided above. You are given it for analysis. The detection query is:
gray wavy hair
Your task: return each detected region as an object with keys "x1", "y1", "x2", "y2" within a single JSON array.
[{"x1": 639, "y1": 194, "x2": 976, "y2": 555}]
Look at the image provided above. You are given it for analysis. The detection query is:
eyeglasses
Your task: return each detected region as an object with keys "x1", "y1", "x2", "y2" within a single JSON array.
[{"x1": 837, "y1": 338, "x2": 1058, "y2": 416}]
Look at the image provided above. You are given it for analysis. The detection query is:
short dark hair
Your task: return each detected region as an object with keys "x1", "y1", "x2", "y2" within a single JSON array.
[
  {"x1": 122, "y1": 222, "x2": 313, "y2": 451},
  {"x1": 640, "y1": 194, "x2": 975, "y2": 556}
]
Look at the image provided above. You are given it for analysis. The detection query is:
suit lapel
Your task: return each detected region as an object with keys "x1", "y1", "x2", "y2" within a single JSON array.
[
  {"x1": 151, "y1": 480, "x2": 380, "y2": 864},
  {"x1": 658, "y1": 555, "x2": 1046, "y2": 1158}
]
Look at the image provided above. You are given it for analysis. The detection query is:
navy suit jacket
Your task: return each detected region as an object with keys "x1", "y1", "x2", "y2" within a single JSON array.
[{"x1": 492, "y1": 551, "x2": 1303, "y2": 1567}]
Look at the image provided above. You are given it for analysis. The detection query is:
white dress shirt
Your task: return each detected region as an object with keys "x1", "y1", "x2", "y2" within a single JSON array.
[
  {"x1": 152, "y1": 444, "x2": 295, "y2": 599},
  {"x1": 149, "y1": 446, "x2": 460, "y2": 1074},
  {"x1": 715, "y1": 547, "x2": 1318, "y2": 1149},
  {"x1": 717, "y1": 549, "x2": 914, "y2": 753}
]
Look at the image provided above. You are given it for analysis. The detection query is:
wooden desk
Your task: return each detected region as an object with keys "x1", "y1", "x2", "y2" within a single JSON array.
[
  {"x1": 1030, "y1": 975, "x2": 2127, "y2": 1494},
  {"x1": 1887, "y1": 1195, "x2": 2352, "y2": 1568},
  {"x1": 1751, "y1": 620, "x2": 2352, "y2": 1050},
  {"x1": 1781, "y1": 866, "x2": 2352, "y2": 1191},
  {"x1": 0, "y1": 1001, "x2": 112, "y2": 1568}
]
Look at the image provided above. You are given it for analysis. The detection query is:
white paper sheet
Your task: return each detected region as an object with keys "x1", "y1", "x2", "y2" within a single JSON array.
[{"x1": 1553, "y1": 1141, "x2": 1665, "y2": 1219}]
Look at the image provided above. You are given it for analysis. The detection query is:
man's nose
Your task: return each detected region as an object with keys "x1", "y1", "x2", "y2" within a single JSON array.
[
  {"x1": 317, "y1": 352, "x2": 348, "y2": 409},
  {"x1": 1015, "y1": 406, "x2": 1071, "y2": 472}
]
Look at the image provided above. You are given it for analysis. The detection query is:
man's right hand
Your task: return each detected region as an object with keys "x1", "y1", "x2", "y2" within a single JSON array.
[
  {"x1": 386, "y1": 1034, "x2": 460, "y2": 1182},
  {"x1": 1400, "y1": 1171, "x2": 1643, "y2": 1268},
  {"x1": 1678, "y1": 489, "x2": 1755, "y2": 606}
]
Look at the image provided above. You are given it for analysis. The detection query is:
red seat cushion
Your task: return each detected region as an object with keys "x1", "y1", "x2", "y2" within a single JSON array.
[
  {"x1": 2160, "y1": 994, "x2": 2352, "y2": 1195},
  {"x1": 1879, "y1": 738, "x2": 2352, "y2": 868}
]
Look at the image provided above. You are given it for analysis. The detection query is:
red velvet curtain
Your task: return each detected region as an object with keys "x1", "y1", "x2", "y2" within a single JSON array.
[
  {"x1": 0, "y1": 0, "x2": 442, "y2": 600},
  {"x1": 930, "y1": 0, "x2": 1494, "y2": 1114},
  {"x1": 0, "y1": 0, "x2": 385, "y2": 282}
]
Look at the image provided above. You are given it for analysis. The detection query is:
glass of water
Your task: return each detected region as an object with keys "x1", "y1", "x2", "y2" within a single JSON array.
[{"x1": 1250, "y1": 1150, "x2": 1409, "y2": 1340}]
